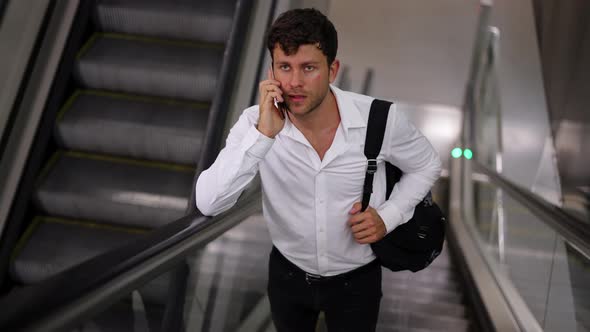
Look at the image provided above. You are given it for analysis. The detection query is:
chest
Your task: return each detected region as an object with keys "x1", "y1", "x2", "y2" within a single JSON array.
[
  {"x1": 260, "y1": 135, "x2": 388, "y2": 210},
  {"x1": 263, "y1": 127, "x2": 373, "y2": 190},
  {"x1": 303, "y1": 127, "x2": 338, "y2": 161}
]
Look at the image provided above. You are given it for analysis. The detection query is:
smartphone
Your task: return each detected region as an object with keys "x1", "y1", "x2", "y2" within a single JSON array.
[{"x1": 270, "y1": 64, "x2": 286, "y2": 116}]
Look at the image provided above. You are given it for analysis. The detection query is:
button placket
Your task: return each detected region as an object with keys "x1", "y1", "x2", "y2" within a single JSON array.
[{"x1": 315, "y1": 172, "x2": 328, "y2": 274}]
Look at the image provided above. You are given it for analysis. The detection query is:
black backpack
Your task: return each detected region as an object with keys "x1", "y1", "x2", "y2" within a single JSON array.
[{"x1": 361, "y1": 99, "x2": 446, "y2": 272}]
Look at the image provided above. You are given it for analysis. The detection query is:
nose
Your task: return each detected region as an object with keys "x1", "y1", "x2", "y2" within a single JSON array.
[{"x1": 288, "y1": 70, "x2": 304, "y2": 89}]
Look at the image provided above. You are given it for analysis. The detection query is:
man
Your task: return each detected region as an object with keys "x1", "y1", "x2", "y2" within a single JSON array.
[{"x1": 196, "y1": 8, "x2": 441, "y2": 332}]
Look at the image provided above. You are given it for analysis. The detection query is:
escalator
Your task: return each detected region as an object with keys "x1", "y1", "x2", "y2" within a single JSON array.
[
  {"x1": 378, "y1": 241, "x2": 475, "y2": 331},
  {"x1": 0, "y1": 2, "x2": 482, "y2": 330},
  {"x1": 2, "y1": 1, "x2": 589, "y2": 332},
  {"x1": 1, "y1": 0, "x2": 255, "y2": 329},
  {"x1": 0, "y1": 1, "x2": 490, "y2": 330}
]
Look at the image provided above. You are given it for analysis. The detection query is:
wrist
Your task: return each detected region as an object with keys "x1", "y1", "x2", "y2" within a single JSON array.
[{"x1": 256, "y1": 124, "x2": 276, "y2": 138}]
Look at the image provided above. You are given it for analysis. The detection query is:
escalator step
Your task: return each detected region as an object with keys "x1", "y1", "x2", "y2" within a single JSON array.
[
  {"x1": 382, "y1": 267, "x2": 459, "y2": 289},
  {"x1": 11, "y1": 216, "x2": 145, "y2": 284},
  {"x1": 34, "y1": 151, "x2": 194, "y2": 228},
  {"x1": 375, "y1": 324, "x2": 463, "y2": 332},
  {"x1": 75, "y1": 34, "x2": 224, "y2": 101},
  {"x1": 73, "y1": 299, "x2": 135, "y2": 332},
  {"x1": 378, "y1": 310, "x2": 470, "y2": 331},
  {"x1": 382, "y1": 281, "x2": 463, "y2": 304},
  {"x1": 94, "y1": 0, "x2": 236, "y2": 44},
  {"x1": 73, "y1": 296, "x2": 164, "y2": 332},
  {"x1": 55, "y1": 90, "x2": 209, "y2": 165},
  {"x1": 380, "y1": 297, "x2": 467, "y2": 318}
]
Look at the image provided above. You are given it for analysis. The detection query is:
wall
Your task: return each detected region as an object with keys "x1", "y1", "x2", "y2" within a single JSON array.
[
  {"x1": 533, "y1": 0, "x2": 590, "y2": 195},
  {"x1": 490, "y1": 0, "x2": 561, "y2": 203},
  {"x1": 327, "y1": 0, "x2": 478, "y2": 107}
]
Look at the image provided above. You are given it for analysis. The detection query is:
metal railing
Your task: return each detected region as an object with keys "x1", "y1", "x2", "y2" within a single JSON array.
[
  {"x1": 474, "y1": 161, "x2": 590, "y2": 261},
  {"x1": 0, "y1": 0, "x2": 62, "y2": 239},
  {"x1": 0, "y1": 182, "x2": 261, "y2": 331},
  {"x1": 449, "y1": 1, "x2": 590, "y2": 331}
]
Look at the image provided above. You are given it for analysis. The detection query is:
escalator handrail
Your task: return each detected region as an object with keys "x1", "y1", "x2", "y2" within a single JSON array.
[
  {"x1": 0, "y1": 0, "x2": 9, "y2": 25},
  {"x1": 474, "y1": 160, "x2": 590, "y2": 260},
  {"x1": 0, "y1": 184, "x2": 261, "y2": 331},
  {"x1": 0, "y1": 0, "x2": 59, "y2": 239},
  {"x1": 187, "y1": 0, "x2": 255, "y2": 215}
]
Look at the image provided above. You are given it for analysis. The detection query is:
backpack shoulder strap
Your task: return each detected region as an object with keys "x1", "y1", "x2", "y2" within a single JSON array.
[{"x1": 362, "y1": 99, "x2": 392, "y2": 211}]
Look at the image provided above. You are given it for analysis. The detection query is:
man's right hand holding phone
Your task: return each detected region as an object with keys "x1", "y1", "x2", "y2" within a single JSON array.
[{"x1": 257, "y1": 68, "x2": 286, "y2": 138}]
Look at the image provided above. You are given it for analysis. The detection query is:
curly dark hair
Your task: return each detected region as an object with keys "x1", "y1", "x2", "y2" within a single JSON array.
[{"x1": 266, "y1": 8, "x2": 338, "y2": 65}]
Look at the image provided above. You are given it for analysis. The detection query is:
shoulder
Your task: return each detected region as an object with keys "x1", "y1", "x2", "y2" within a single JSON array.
[
  {"x1": 226, "y1": 105, "x2": 260, "y2": 136},
  {"x1": 241, "y1": 105, "x2": 260, "y2": 124},
  {"x1": 333, "y1": 86, "x2": 398, "y2": 125},
  {"x1": 333, "y1": 86, "x2": 395, "y2": 114}
]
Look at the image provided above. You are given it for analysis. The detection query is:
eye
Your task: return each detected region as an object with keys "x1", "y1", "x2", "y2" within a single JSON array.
[
  {"x1": 304, "y1": 66, "x2": 315, "y2": 72},
  {"x1": 279, "y1": 65, "x2": 290, "y2": 71}
]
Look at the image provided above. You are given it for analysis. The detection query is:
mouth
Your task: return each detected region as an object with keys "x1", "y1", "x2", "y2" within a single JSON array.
[{"x1": 288, "y1": 94, "x2": 306, "y2": 103}]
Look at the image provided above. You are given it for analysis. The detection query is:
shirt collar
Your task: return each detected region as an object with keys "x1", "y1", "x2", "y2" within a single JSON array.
[
  {"x1": 280, "y1": 85, "x2": 367, "y2": 141},
  {"x1": 330, "y1": 85, "x2": 366, "y2": 138}
]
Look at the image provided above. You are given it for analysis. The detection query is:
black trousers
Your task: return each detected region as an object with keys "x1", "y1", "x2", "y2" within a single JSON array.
[{"x1": 267, "y1": 247, "x2": 382, "y2": 332}]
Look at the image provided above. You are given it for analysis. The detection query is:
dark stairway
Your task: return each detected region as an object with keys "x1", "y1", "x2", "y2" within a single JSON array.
[
  {"x1": 376, "y1": 246, "x2": 474, "y2": 332},
  {"x1": 8, "y1": 0, "x2": 248, "y2": 330}
]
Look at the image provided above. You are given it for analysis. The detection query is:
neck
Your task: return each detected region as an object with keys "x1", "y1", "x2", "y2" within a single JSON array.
[{"x1": 289, "y1": 90, "x2": 340, "y2": 134}]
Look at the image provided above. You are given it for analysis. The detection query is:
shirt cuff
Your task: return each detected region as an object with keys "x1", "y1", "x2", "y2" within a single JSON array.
[
  {"x1": 242, "y1": 125, "x2": 274, "y2": 159},
  {"x1": 376, "y1": 202, "x2": 404, "y2": 234}
]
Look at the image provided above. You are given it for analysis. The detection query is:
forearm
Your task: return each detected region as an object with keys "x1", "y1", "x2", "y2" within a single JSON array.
[
  {"x1": 376, "y1": 159, "x2": 441, "y2": 232},
  {"x1": 376, "y1": 104, "x2": 443, "y2": 232}
]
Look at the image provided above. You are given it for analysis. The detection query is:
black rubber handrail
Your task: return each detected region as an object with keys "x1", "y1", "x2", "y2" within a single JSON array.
[
  {"x1": 1, "y1": 180, "x2": 260, "y2": 332},
  {"x1": 188, "y1": 0, "x2": 255, "y2": 214},
  {"x1": 474, "y1": 160, "x2": 590, "y2": 260},
  {"x1": 0, "y1": 0, "x2": 8, "y2": 26},
  {"x1": 0, "y1": 211, "x2": 202, "y2": 329}
]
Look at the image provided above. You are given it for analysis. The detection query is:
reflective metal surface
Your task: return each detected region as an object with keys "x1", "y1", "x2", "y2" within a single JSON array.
[
  {"x1": 533, "y1": 0, "x2": 590, "y2": 193},
  {"x1": 470, "y1": 174, "x2": 585, "y2": 331},
  {"x1": 490, "y1": 0, "x2": 561, "y2": 198}
]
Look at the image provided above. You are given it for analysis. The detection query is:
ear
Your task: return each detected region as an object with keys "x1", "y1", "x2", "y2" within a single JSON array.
[{"x1": 328, "y1": 59, "x2": 340, "y2": 83}]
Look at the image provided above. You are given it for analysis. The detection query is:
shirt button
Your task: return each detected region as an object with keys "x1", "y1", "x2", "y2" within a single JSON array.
[{"x1": 319, "y1": 228, "x2": 324, "y2": 232}]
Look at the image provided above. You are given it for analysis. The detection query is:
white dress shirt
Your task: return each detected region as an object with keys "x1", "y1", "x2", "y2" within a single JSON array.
[{"x1": 196, "y1": 85, "x2": 441, "y2": 276}]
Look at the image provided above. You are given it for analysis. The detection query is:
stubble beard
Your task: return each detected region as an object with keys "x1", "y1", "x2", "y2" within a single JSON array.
[{"x1": 286, "y1": 86, "x2": 330, "y2": 120}]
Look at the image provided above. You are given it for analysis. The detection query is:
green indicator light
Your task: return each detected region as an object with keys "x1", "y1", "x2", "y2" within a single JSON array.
[
  {"x1": 464, "y1": 148, "x2": 473, "y2": 160},
  {"x1": 451, "y1": 147, "x2": 463, "y2": 159}
]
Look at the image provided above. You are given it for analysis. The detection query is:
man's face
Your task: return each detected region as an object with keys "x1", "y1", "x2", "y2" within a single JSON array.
[{"x1": 272, "y1": 44, "x2": 339, "y2": 117}]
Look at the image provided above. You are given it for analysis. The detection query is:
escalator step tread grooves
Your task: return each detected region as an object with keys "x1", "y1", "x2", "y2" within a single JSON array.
[
  {"x1": 70, "y1": 296, "x2": 165, "y2": 332},
  {"x1": 11, "y1": 216, "x2": 145, "y2": 284},
  {"x1": 94, "y1": 0, "x2": 237, "y2": 44},
  {"x1": 34, "y1": 152, "x2": 193, "y2": 229},
  {"x1": 378, "y1": 245, "x2": 474, "y2": 331},
  {"x1": 56, "y1": 90, "x2": 209, "y2": 165},
  {"x1": 75, "y1": 34, "x2": 224, "y2": 101}
]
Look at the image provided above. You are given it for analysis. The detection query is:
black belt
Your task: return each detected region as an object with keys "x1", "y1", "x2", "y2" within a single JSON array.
[{"x1": 271, "y1": 247, "x2": 379, "y2": 285}]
